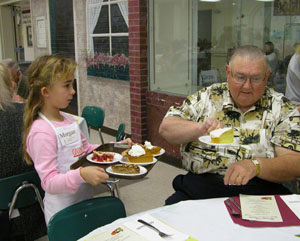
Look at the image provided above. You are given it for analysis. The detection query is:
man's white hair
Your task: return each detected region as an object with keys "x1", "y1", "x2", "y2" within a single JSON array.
[{"x1": 228, "y1": 45, "x2": 270, "y2": 71}]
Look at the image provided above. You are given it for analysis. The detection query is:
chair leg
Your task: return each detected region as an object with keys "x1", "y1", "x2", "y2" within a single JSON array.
[
  {"x1": 102, "y1": 182, "x2": 115, "y2": 197},
  {"x1": 9, "y1": 183, "x2": 44, "y2": 219},
  {"x1": 103, "y1": 179, "x2": 121, "y2": 198},
  {"x1": 98, "y1": 128, "x2": 105, "y2": 145}
]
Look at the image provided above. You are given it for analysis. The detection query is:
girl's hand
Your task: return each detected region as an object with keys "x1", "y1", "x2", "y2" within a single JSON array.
[
  {"x1": 119, "y1": 138, "x2": 134, "y2": 146},
  {"x1": 80, "y1": 166, "x2": 109, "y2": 186}
]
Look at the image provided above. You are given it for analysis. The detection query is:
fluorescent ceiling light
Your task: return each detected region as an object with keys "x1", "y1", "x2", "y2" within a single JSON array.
[{"x1": 256, "y1": 0, "x2": 274, "y2": 2}]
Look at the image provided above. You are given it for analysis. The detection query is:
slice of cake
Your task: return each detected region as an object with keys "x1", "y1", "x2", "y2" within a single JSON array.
[
  {"x1": 210, "y1": 127, "x2": 234, "y2": 144},
  {"x1": 111, "y1": 164, "x2": 140, "y2": 174},
  {"x1": 92, "y1": 151, "x2": 115, "y2": 162}
]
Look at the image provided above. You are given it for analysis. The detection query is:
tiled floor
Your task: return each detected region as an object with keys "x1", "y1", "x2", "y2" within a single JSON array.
[{"x1": 35, "y1": 130, "x2": 186, "y2": 241}]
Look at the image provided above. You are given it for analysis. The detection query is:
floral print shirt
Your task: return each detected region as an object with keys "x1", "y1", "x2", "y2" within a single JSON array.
[{"x1": 165, "y1": 83, "x2": 300, "y2": 175}]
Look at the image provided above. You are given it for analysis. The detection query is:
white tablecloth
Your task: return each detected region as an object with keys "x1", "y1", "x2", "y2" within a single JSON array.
[{"x1": 79, "y1": 198, "x2": 300, "y2": 241}]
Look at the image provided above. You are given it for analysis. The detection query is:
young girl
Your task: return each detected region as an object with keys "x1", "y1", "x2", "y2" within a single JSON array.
[{"x1": 23, "y1": 55, "x2": 128, "y2": 225}]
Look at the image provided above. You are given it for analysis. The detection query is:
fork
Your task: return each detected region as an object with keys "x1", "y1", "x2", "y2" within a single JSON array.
[
  {"x1": 225, "y1": 200, "x2": 240, "y2": 216},
  {"x1": 138, "y1": 219, "x2": 172, "y2": 238},
  {"x1": 229, "y1": 197, "x2": 254, "y2": 223}
]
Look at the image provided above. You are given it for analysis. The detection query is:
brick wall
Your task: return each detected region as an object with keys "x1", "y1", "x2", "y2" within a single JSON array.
[
  {"x1": 147, "y1": 91, "x2": 185, "y2": 158},
  {"x1": 128, "y1": 0, "x2": 148, "y2": 143}
]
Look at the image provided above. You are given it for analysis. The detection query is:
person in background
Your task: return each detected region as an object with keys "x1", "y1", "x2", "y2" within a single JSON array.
[
  {"x1": 0, "y1": 63, "x2": 46, "y2": 240},
  {"x1": 23, "y1": 55, "x2": 132, "y2": 225},
  {"x1": 159, "y1": 45, "x2": 300, "y2": 205},
  {"x1": 0, "y1": 58, "x2": 29, "y2": 102},
  {"x1": 264, "y1": 41, "x2": 278, "y2": 87},
  {"x1": 285, "y1": 45, "x2": 300, "y2": 107}
]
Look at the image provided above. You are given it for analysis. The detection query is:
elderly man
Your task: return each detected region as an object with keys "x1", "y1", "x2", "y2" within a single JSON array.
[
  {"x1": 0, "y1": 58, "x2": 29, "y2": 102},
  {"x1": 159, "y1": 45, "x2": 300, "y2": 205}
]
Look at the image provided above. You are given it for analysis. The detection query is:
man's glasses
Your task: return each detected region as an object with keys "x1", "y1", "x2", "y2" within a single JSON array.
[{"x1": 230, "y1": 70, "x2": 266, "y2": 86}]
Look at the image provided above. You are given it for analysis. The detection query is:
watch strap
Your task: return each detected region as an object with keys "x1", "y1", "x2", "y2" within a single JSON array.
[{"x1": 251, "y1": 159, "x2": 260, "y2": 176}]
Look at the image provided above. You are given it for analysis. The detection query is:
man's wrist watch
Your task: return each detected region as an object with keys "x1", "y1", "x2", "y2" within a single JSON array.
[{"x1": 251, "y1": 159, "x2": 260, "y2": 176}]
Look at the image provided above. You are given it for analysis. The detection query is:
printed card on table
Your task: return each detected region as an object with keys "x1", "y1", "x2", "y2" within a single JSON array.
[
  {"x1": 240, "y1": 194, "x2": 283, "y2": 222},
  {"x1": 83, "y1": 225, "x2": 148, "y2": 241}
]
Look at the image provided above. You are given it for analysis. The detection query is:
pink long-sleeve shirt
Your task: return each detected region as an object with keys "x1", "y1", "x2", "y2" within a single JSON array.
[{"x1": 26, "y1": 113, "x2": 99, "y2": 194}]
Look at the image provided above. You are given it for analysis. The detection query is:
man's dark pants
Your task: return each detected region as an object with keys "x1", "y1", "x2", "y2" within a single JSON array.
[{"x1": 165, "y1": 172, "x2": 292, "y2": 205}]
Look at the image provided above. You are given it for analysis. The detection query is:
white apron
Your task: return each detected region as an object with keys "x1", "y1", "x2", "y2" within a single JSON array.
[{"x1": 39, "y1": 112, "x2": 93, "y2": 225}]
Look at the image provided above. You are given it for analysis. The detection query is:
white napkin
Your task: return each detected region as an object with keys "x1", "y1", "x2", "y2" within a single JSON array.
[
  {"x1": 123, "y1": 213, "x2": 189, "y2": 241},
  {"x1": 281, "y1": 195, "x2": 300, "y2": 220}
]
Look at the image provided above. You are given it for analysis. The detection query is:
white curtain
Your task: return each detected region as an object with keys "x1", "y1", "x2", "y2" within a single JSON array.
[
  {"x1": 87, "y1": 0, "x2": 103, "y2": 53},
  {"x1": 118, "y1": 1, "x2": 128, "y2": 27}
]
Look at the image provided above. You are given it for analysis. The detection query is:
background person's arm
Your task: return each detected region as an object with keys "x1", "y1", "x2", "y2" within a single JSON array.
[{"x1": 159, "y1": 116, "x2": 224, "y2": 144}]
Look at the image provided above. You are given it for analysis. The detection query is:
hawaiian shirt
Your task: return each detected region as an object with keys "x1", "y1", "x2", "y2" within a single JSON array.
[{"x1": 165, "y1": 83, "x2": 300, "y2": 175}]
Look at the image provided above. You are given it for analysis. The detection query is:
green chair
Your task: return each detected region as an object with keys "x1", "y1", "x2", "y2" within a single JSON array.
[
  {"x1": 82, "y1": 106, "x2": 105, "y2": 145},
  {"x1": 47, "y1": 196, "x2": 126, "y2": 241},
  {"x1": 0, "y1": 170, "x2": 44, "y2": 219},
  {"x1": 116, "y1": 123, "x2": 126, "y2": 142}
]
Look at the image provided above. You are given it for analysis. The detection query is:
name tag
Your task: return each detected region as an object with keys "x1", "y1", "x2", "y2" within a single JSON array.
[{"x1": 57, "y1": 124, "x2": 78, "y2": 146}]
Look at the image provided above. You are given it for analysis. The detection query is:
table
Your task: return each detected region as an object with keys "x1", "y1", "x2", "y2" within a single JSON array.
[
  {"x1": 79, "y1": 197, "x2": 300, "y2": 241},
  {"x1": 71, "y1": 143, "x2": 157, "y2": 180}
]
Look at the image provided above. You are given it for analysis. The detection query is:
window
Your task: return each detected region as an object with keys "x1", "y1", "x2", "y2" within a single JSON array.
[
  {"x1": 86, "y1": 0, "x2": 128, "y2": 56},
  {"x1": 149, "y1": 0, "x2": 300, "y2": 96},
  {"x1": 86, "y1": 0, "x2": 129, "y2": 80}
]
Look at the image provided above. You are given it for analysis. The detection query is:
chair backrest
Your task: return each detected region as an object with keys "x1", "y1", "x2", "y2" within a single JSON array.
[
  {"x1": 116, "y1": 123, "x2": 126, "y2": 142},
  {"x1": 82, "y1": 106, "x2": 105, "y2": 129},
  {"x1": 47, "y1": 196, "x2": 126, "y2": 241},
  {"x1": 0, "y1": 170, "x2": 44, "y2": 210}
]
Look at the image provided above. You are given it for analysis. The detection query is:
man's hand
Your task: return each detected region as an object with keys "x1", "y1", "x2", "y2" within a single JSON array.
[
  {"x1": 203, "y1": 118, "x2": 225, "y2": 133},
  {"x1": 224, "y1": 159, "x2": 256, "y2": 185}
]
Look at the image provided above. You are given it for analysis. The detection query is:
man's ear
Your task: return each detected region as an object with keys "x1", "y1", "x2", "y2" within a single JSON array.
[
  {"x1": 41, "y1": 86, "x2": 49, "y2": 97},
  {"x1": 225, "y1": 65, "x2": 230, "y2": 82},
  {"x1": 265, "y1": 69, "x2": 271, "y2": 81}
]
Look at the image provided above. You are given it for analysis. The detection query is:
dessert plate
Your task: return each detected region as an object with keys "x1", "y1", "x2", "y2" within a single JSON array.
[
  {"x1": 106, "y1": 165, "x2": 147, "y2": 176},
  {"x1": 120, "y1": 157, "x2": 158, "y2": 166},
  {"x1": 86, "y1": 152, "x2": 122, "y2": 164},
  {"x1": 199, "y1": 136, "x2": 239, "y2": 146},
  {"x1": 153, "y1": 148, "x2": 165, "y2": 157}
]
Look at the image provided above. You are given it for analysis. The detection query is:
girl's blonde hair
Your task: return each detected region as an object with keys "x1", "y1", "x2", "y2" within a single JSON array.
[
  {"x1": 23, "y1": 55, "x2": 77, "y2": 164},
  {"x1": 0, "y1": 63, "x2": 13, "y2": 110}
]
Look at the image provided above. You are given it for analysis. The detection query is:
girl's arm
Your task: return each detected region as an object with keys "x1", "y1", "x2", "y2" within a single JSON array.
[{"x1": 27, "y1": 128, "x2": 85, "y2": 195}]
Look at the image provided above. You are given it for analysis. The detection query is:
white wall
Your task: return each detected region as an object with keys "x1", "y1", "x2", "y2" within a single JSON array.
[{"x1": 0, "y1": 6, "x2": 16, "y2": 60}]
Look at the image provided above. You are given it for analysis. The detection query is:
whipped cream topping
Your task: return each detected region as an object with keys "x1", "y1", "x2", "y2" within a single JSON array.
[
  {"x1": 210, "y1": 127, "x2": 232, "y2": 138},
  {"x1": 128, "y1": 144, "x2": 145, "y2": 157},
  {"x1": 144, "y1": 141, "x2": 154, "y2": 150}
]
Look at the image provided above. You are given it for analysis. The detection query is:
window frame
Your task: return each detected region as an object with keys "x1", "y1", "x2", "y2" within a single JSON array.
[{"x1": 86, "y1": 0, "x2": 129, "y2": 56}]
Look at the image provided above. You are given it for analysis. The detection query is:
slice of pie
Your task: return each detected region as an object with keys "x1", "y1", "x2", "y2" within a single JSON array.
[
  {"x1": 92, "y1": 151, "x2": 115, "y2": 162},
  {"x1": 143, "y1": 141, "x2": 162, "y2": 155},
  {"x1": 111, "y1": 164, "x2": 140, "y2": 174},
  {"x1": 121, "y1": 144, "x2": 154, "y2": 163}
]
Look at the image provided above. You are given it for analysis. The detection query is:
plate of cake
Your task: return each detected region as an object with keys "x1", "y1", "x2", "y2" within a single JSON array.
[
  {"x1": 121, "y1": 144, "x2": 157, "y2": 165},
  {"x1": 120, "y1": 156, "x2": 158, "y2": 166},
  {"x1": 106, "y1": 164, "x2": 147, "y2": 176},
  {"x1": 144, "y1": 141, "x2": 165, "y2": 157},
  {"x1": 199, "y1": 127, "x2": 239, "y2": 146},
  {"x1": 86, "y1": 151, "x2": 122, "y2": 164}
]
